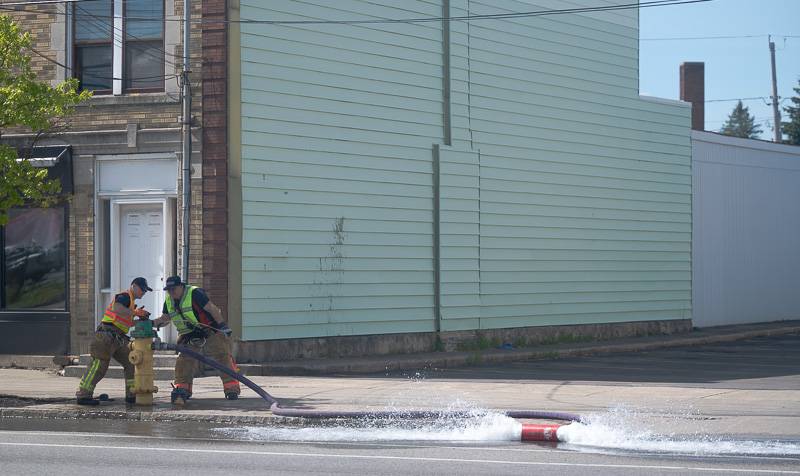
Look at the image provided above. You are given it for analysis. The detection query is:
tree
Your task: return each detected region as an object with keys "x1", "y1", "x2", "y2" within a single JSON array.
[
  {"x1": 0, "y1": 14, "x2": 90, "y2": 225},
  {"x1": 719, "y1": 100, "x2": 762, "y2": 139},
  {"x1": 782, "y1": 78, "x2": 800, "y2": 145}
]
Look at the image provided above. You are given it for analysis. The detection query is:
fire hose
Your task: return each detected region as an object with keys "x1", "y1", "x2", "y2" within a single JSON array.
[{"x1": 155, "y1": 342, "x2": 583, "y2": 442}]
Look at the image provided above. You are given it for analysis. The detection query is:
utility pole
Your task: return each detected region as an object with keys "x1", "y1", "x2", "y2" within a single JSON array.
[
  {"x1": 181, "y1": 0, "x2": 192, "y2": 280},
  {"x1": 769, "y1": 36, "x2": 782, "y2": 142}
]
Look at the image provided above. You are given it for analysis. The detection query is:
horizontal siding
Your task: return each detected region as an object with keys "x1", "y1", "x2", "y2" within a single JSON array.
[
  {"x1": 449, "y1": 0, "x2": 692, "y2": 329},
  {"x1": 238, "y1": 0, "x2": 692, "y2": 340},
  {"x1": 438, "y1": 146, "x2": 482, "y2": 330},
  {"x1": 240, "y1": 0, "x2": 442, "y2": 340}
]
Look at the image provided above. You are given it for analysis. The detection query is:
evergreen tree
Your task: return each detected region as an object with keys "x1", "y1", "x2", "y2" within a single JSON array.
[
  {"x1": 720, "y1": 100, "x2": 762, "y2": 139},
  {"x1": 782, "y1": 78, "x2": 800, "y2": 145}
]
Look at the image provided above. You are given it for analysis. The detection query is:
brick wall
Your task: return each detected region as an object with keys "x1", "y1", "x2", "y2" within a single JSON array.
[
  {"x1": 69, "y1": 184, "x2": 94, "y2": 354},
  {"x1": 200, "y1": 0, "x2": 228, "y2": 312},
  {"x1": 2, "y1": 2, "x2": 211, "y2": 353}
]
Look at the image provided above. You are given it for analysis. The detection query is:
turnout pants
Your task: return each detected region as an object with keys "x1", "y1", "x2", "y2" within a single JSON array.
[
  {"x1": 174, "y1": 331, "x2": 240, "y2": 396},
  {"x1": 76, "y1": 329, "x2": 135, "y2": 399}
]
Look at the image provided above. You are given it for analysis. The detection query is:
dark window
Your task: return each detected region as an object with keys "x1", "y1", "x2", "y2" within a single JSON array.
[
  {"x1": 2, "y1": 208, "x2": 67, "y2": 310},
  {"x1": 72, "y1": 0, "x2": 165, "y2": 93},
  {"x1": 124, "y1": 0, "x2": 165, "y2": 91},
  {"x1": 73, "y1": 0, "x2": 114, "y2": 92}
]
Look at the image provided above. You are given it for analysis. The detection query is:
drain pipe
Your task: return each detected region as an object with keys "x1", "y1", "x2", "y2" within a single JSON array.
[{"x1": 157, "y1": 342, "x2": 580, "y2": 442}]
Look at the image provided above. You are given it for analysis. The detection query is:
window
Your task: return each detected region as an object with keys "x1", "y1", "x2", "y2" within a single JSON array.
[
  {"x1": 1, "y1": 207, "x2": 67, "y2": 310},
  {"x1": 74, "y1": 0, "x2": 113, "y2": 92},
  {"x1": 124, "y1": 0, "x2": 165, "y2": 91},
  {"x1": 72, "y1": 0, "x2": 165, "y2": 94}
]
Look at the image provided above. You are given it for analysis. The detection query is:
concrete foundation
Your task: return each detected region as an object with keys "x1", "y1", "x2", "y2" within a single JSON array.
[{"x1": 233, "y1": 319, "x2": 693, "y2": 363}]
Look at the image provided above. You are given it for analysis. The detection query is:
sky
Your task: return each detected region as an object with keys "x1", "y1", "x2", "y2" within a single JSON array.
[{"x1": 639, "y1": 0, "x2": 800, "y2": 139}]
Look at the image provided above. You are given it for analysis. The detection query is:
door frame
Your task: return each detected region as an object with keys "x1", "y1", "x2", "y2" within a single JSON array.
[
  {"x1": 110, "y1": 199, "x2": 176, "y2": 342},
  {"x1": 94, "y1": 153, "x2": 178, "y2": 341}
]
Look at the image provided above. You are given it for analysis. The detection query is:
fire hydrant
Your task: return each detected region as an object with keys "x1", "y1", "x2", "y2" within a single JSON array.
[{"x1": 128, "y1": 318, "x2": 158, "y2": 405}]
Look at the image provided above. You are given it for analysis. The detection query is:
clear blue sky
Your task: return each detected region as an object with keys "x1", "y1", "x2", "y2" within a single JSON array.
[{"x1": 639, "y1": 0, "x2": 800, "y2": 139}]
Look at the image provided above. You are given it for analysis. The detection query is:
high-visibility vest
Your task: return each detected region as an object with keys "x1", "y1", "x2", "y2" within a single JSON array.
[
  {"x1": 100, "y1": 289, "x2": 135, "y2": 333},
  {"x1": 164, "y1": 285, "x2": 200, "y2": 335}
]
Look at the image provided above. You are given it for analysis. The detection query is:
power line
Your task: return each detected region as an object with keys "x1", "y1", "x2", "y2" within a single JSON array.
[
  {"x1": 705, "y1": 97, "x2": 768, "y2": 103},
  {"x1": 642, "y1": 34, "x2": 799, "y2": 41},
  {"x1": 27, "y1": 43, "x2": 178, "y2": 83},
  {"x1": 0, "y1": 0, "x2": 99, "y2": 5},
  {"x1": 73, "y1": 2, "x2": 181, "y2": 68},
  {"x1": 0, "y1": 0, "x2": 713, "y2": 25}
]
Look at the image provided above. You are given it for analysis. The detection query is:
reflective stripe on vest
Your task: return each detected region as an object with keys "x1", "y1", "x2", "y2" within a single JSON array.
[
  {"x1": 164, "y1": 285, "x2": 200, "y2": 335},
  {"x1": 100, "y1": 289, "x2": 135, "y2": 333}
]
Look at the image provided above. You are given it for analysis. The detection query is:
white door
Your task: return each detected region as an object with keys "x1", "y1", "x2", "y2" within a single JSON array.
[{"x1": 119, "y1": 204, "x2": 172, "y2": 341}]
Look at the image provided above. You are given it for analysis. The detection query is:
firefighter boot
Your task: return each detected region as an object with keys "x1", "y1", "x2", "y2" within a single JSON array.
[{"x1": 171, "y1": 387, "x2": 190, "y2": 406}]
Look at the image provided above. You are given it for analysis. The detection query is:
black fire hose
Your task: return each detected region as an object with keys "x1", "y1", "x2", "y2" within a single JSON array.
[{"x1": 158, "y1": 342, "x2": 582, "y2": 422}]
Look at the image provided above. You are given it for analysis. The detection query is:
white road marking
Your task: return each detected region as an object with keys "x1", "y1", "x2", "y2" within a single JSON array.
[
  {"x1": 0, "y1": 441, "x2": 797, "y2": 474},
  {"x1": 0, "y1": 429, "x2": 797, "y2": 462}
]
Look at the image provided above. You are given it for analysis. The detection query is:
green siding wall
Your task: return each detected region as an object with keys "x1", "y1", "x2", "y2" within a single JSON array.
[
  {"x1": 239, "y1": 0, "x2": 444, "y2": 339},
  {"x1": 238, "y1": 0, "x2": 692, "y2": 340}
]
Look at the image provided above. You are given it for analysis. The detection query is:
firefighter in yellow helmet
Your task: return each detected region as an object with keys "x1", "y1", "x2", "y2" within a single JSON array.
[
  {"x1": 152, "y1": 276, "x2": 240, "y2": 405},
  {"x1": 76, "y1": 277, "x2": 152, "y2": 405}
]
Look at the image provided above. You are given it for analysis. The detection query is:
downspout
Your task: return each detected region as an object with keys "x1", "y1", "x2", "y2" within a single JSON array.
[
  {"x1": 181, "y1": 0, "x2": 192, "y2": 280},
  {"x1": 434, "y1": 0, "x2": 452, "y2": 335}
]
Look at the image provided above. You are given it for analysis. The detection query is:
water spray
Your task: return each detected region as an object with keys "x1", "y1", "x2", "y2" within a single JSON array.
[{"x1": 154, "y1": 342, "x2": 581, "y2": 442}]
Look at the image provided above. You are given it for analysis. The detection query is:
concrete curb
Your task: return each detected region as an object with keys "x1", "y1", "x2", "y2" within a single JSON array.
[
  {"x1": 260, "y1": 323, "x2": 800, "y2": 375},
  {"x1": 0, "y1": 406, "x2": 507, "y2": 428},
  {"x1": 0, "y1": 406, "x2": 291, "y2": 426}
]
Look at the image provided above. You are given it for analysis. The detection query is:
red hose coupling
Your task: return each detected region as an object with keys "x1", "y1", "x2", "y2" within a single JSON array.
[{"x1": 520, "y1": 423, "x2": 563, "y2": 442}]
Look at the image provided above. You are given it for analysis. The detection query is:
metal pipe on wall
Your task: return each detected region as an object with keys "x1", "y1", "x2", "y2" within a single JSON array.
[{"x1": 181, "y1": 0, "x2": 192, "y2": 280}]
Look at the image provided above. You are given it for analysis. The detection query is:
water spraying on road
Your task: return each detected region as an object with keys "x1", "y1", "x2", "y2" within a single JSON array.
[
  {"x1": 219, "y1": 403, "x2": 523, "y2": 443},
  {"x1": 558, "y1": 406, "x2": 800, "y2": 457},
  {"x1": 218, "y1": 404, "x2": 800, "y2": 457}
]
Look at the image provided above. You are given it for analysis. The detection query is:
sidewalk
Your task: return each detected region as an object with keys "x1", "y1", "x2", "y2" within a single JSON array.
[
  {"x1": 41, "y1": 319, "x2": 800, "y2": 378},
  {"x1": 260, "y1": 320, "x2": 800, "y2": 375},
  {"x1": 0, "y1": 325, "x2": 799, "y2": 440}
]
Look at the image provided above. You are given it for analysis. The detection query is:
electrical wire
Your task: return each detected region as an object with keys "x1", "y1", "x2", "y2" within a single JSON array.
[
  {"x1": 642, "y1": 34, "x2": 799, "y2": 41},
  {"x1": 705, "y1": 97, "x2": 768, "y2": 103},
  {"x1": 73, "y1": 2, "x2": 182, "y2": 68},
  {"x1": 27, "y1": 44, "x2": 179, "y2": 83},
  {"x1": 0, "y1": 0, "x2": 714, "y2": 25}
]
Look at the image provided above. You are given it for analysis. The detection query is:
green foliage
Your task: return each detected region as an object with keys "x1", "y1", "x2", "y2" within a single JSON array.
[
  {"x1": 433, "y1": 334, "x2": 445, "y2": 352},
  {"x1": 0, "y1": 14, "x2": 90, "y2": 225},
  {"x1": 456, "y1": 333, "x2": 493, "y2": 352},
  {"x1": 782, "y1": 78, "x2": 800, "y2": 145},
  {"x1": 719, "y1": 100, "x2": 762, "y2": 139},
  {"x1": 538, "y1": 333, "x2": 594, "y2": 346}
]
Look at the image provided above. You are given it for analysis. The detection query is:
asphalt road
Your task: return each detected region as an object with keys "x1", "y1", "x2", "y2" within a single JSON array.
[
  {"x1": 1, "y1": 334, "x2": 799, "y2": 475},
  {"x1": 0, "y1": 419, "x2": 798, "y2": 476}
]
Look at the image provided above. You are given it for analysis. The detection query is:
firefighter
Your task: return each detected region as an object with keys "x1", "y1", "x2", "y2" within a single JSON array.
[
  {"x1": 153, "y1": 276, "x2": 240, "y2": 405},
  {"x1": 76, "y1": 277, "x2": 152, "y2": 405}
]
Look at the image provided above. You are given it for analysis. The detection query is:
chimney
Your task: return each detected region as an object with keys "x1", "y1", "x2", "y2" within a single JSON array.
[{"x1": 680, "y1": 62, "x2": 705, "y2": 131}]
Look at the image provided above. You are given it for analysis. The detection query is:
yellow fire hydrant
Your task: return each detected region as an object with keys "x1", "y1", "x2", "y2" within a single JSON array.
[{"x1": 128, "y1": 318, "x2": 158, "y2": 405}]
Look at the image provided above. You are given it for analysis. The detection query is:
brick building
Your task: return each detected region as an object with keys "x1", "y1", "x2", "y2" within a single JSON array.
[{"x1": 0, "y1": 0, "x2": 228, "y2": 355}]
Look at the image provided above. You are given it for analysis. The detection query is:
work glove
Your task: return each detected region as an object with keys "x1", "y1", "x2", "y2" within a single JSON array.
[
  {"x1": 218, "y1": 322, "x2": 233, "y2": 337},
  {"x1": 133, "y1": 306, "x2": 151, "y2": 319}
]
